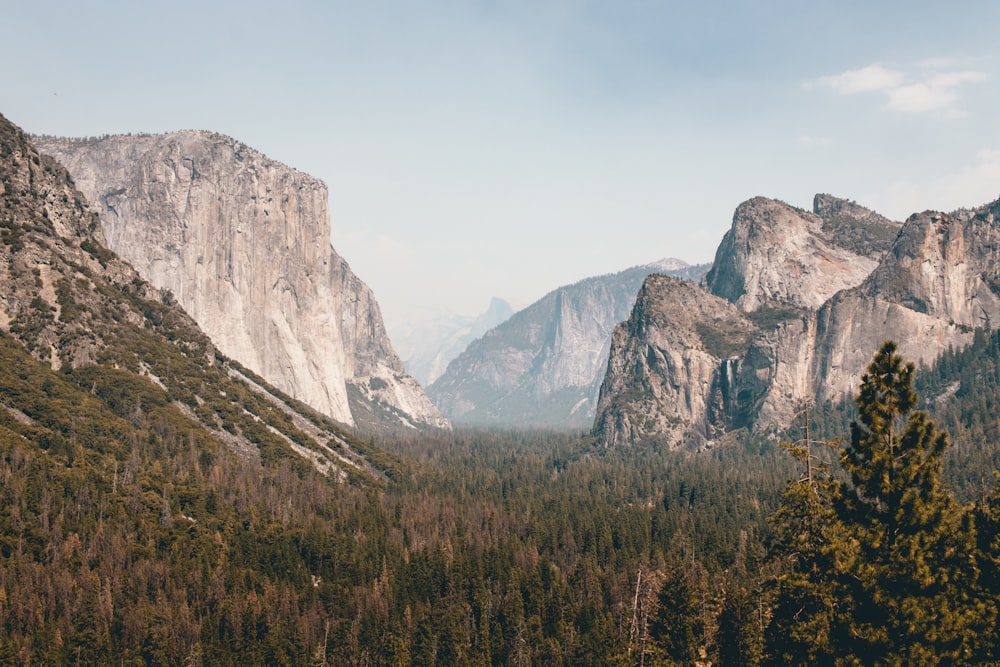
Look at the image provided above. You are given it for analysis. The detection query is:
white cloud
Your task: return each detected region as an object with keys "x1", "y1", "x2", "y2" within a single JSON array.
[
  {"x1": 886, "y1": 71, "x2": 988, "y2": 114},
  {"x1": 814, "y1": 64, "x2": 904, "y2": 94},
  {"x1": 811, "y1": 62, "x2": 988, "y2": 116},
  {"x1": 864, "y1": 148, "x2": 1000, "y2": 219}
]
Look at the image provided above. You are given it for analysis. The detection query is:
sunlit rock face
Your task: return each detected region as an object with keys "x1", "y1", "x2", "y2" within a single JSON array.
[
  {"x1": 594, "y1": 193, "x2": 1000, "y2": 449},
  {"x1": 36, "y1": 131, "x2": 449, "y2": 431},
  {"x1": 704, "y1": 195, "x2": 899, "y2": 312},
  {"x1": 812, "y1": 205, "x2": 1000, "y2": 404}
]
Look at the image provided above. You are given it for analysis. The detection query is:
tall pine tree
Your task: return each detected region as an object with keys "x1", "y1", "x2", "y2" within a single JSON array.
[{"x1": 767, "y1": 341, "x2": 987, "y2": 665}]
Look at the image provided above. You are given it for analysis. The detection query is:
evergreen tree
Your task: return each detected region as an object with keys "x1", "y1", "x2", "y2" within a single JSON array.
[
  {"x1": 765, "y1": 406, "x2": 843, "y2": 665},
  {"x1": 971, "y1": 476, "x2": 1000, "y2": 661},
  {"x1": 648, "y1": 553, "x2": 706, "y2": 665},
  {"x1": 767, "y1": 341, "x2": 986, "y2": 665}
]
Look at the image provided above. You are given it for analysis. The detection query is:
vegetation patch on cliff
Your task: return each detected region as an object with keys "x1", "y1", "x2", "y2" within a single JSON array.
[{"x1": 695, "y1": 318, "x2": 755, "y2": 359}]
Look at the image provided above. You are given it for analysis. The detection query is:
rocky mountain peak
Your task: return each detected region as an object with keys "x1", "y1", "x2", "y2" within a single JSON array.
[
  {"x1": 705, "y1": 195, "x2": 899, "y2": 312},
  {"x1": 34, "y1": 131, "x2": 448, "y2": 432},
  {"x1": 704, "y1": 196, "x2": 884, "y2": 312},
  {"x1": 592, "y1": 274, "x2": 757, "y2": 449},
  {"x1": 594, "y1": 192, "x2": 1000, "y2": 450}
]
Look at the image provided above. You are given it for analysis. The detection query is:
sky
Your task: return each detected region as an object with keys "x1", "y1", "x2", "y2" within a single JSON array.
[{"x1": 3, "y1": 1, "x2": 1000, "y2": 331}]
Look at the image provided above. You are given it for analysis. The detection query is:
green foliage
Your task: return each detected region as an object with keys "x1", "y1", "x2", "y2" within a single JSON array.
[
  {"x1": 695, "y1": 319, "x2": 755, "y2": 359},
  {"x1": 745, "y1": 304, "x2": 807, "y2": 331},
  {"x1": 766, "y1": 342, "x2": 990, "y2": 665},
  {"x1": 821, "y1": 214, "x2": 900, "y2": 257}
]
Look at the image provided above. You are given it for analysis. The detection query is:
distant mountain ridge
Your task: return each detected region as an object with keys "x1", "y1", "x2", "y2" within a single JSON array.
[
  {"x1": 394, "y1": 297, "x2": 515, "y2": 387},
  {"x1": 593, "y1": 193, "x2": 1000, "y2": 449},
  {"x1": 34, "y1": 131, "x2": 448, "y2": 432},
  {"x1": 428, "y1": 259, "x2": 709, "y2": 427}
]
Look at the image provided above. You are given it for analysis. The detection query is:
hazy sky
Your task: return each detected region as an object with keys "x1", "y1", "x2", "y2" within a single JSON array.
[{"x1": 4, "y1": 1, "x2": 999, "y2": 328}]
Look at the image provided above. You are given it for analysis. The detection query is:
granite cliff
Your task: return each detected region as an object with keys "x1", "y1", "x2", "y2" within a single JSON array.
[
  {"x1": 704, "y1": 194, "x2": 900, "y2": 311},
  {"x1": 592, "y1": 275, "x2": 757, "y2": 448},
  {"x1": 592, "y1": 194, "x2": 1000, "y2": 448},
  {"x1": 35, "y1": 132, "x2": 448, "y2": 431},
  {"x1": 428, "y1": 259, "x2": 709, "y2": 427},
  {"x1": 812, "y1": 204, "x2": 1000, "y2": 404},
  {"x1": 0, "y1": 112, "x2": 389, "y2": 479}
]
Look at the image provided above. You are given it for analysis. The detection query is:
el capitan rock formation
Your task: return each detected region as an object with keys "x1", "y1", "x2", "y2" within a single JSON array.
[{"x1": 35, "y1": 131, "x2": 448, "y2": 431}]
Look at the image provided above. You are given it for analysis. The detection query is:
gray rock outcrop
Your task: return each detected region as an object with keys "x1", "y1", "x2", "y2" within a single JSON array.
[
  {"x1": 704, "y1": 196, "x2": 900, "y2": 311},
  {"x1": 592, "y1": 275, "x2": 758, "y2": 448},
  {"x1": 812, "y1": 205, "x2": 1000, "y2": 403},
  {"x1": 594, "y1": 194, "x2": 1000, "y2": 448},
  {"x1": 35, "y1": 131, "x2": 448, "y2": 431}
]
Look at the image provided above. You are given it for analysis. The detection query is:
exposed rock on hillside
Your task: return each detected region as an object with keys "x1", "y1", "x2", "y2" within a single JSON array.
[
  {"x1": 35, "y1": 132, "x2": 448, "y2": 431},
  {"x1": 594, "y1": 194, "x2": 1000, "y2": 449},
  {"x1": 813, "y1": 205, "x2": 1000, "y2": 403},
  {"x1": 428, "y1": 259, "x2": 709, "y2": 427},
  {"x1": 704, "y1": 195, "x2": 901, "y2": 311},
  {"x1": 592, "y1": 276, "x2": 757, "y2": 448}
]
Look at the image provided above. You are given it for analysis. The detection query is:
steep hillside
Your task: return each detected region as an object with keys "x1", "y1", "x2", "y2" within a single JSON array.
[
  {"x1": 33, "y1": 132, "x2": 448, "y2": 432},
  {"x1": 428, "y1": 259, "x2": 709, "y2": 428},
  {"x1": 0, "y1": 112, "x2": 424, "y2": 662}
]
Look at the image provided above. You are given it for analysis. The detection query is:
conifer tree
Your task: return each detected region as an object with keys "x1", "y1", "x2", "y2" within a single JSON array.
[
  {"x1": 766, "y1": 341, "x2": 985, "y2": 665},
  {"x1": 765, "y1": 405, "x2": 842, "y2": 665},
  {"x1": 971, "y1": 476, "x2": 1000, "y2": 661}
]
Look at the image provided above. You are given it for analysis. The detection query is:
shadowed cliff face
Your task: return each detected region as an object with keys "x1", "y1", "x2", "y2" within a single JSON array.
[
  {"x1": 595, "y1": 194, "x2": 1000, "y2": 449},
  {"x1": 35, "y1": 132, "x2": 448, "y2": 431}
]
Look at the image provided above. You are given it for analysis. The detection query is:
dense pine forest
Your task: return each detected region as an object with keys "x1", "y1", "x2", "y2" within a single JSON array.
[{"x1": 6, "y1": 330, "x2": 1000, "y2": 664}]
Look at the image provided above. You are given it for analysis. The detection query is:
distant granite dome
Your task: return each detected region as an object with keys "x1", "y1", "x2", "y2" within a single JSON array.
[
  {"x1": 593, "y1": 193, "x2": 1000, "y2": 449},
  {"x1": 35, "y1": 131, "x2": 448, "y2": 432},
  {"x1": 428, "y1": 259, "x2": 709, "y2": 428}
]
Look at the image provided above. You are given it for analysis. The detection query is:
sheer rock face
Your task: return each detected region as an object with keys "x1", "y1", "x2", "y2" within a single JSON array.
[
  {"x1": 428, "y1": 259, "x2": 708, "y2": 428},
  {"x1": 592, "y1": 276, "x2": 758, "y2": 449},
  {"x1": 35, "y1": 132, "x2": 448, "y2": 430},
  {"x1": 594, "y1": 194, "x2": 1000, "y2": 449},
  {"x1": 704, "y1": 195, "x2": 900, "y2": 311},
  {"x1": 812, "y1": 206, "x2": 1000, "y2": 403}
]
